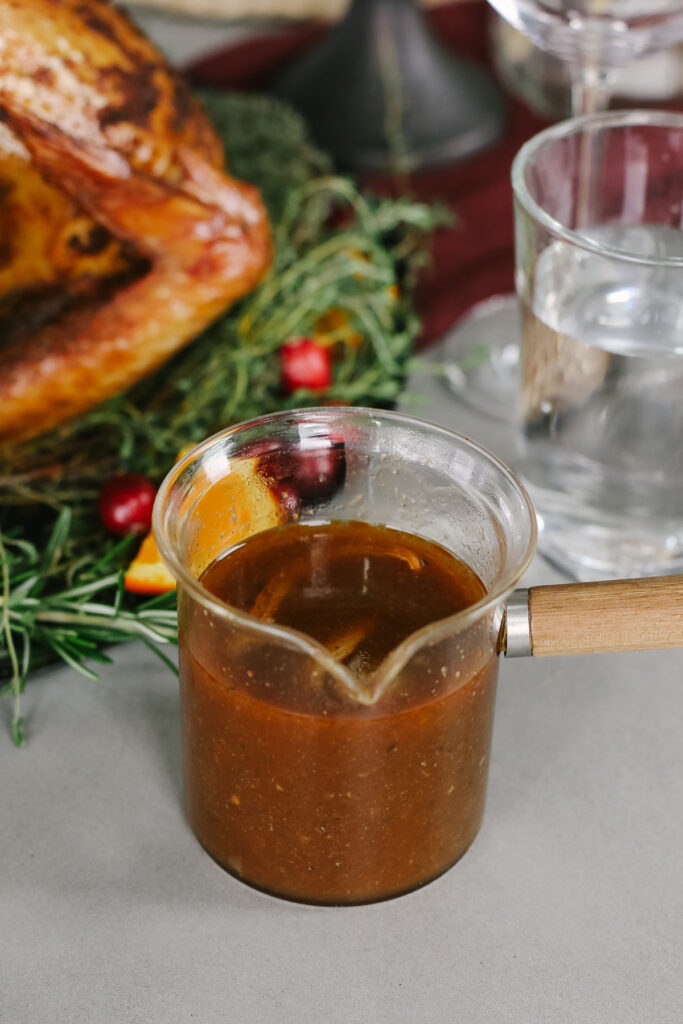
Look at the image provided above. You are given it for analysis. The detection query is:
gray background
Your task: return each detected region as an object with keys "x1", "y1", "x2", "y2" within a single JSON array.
[{"x1": 2, "y1": 11, "x2": 682, "y2": 1023}]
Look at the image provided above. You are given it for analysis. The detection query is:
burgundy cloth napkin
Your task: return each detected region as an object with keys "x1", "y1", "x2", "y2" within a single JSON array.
[{"x1": 190, "y1": 2, "x2": 550, "y2": 346}]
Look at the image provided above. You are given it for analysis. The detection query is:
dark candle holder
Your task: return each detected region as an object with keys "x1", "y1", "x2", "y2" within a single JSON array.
[{"x1": 271, "y1": 0, "x2": 506, "y2": 172}]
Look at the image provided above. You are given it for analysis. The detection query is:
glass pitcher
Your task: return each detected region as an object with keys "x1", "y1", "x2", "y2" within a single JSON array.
[{"x1": 153, "y1": 407, "x2": 537, "y2": 905}]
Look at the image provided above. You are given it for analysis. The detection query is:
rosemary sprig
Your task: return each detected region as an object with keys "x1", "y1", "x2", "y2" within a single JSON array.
[{"x1": 0, "y1": 510, "x2": 177, "y2": 745}]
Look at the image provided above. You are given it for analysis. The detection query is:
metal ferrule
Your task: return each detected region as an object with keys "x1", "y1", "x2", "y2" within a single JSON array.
[{"x1": 503, "y1": 588, "x2": 532, "y2": 658}]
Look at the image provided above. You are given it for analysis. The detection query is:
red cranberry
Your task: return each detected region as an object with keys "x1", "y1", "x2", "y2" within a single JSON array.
[
  {"x1": 240, "y1": 434, "x2": 346, "y2": 508},
  {"x1": 288, "y1": 440, "x2": 346, "y2": 503},
  {"x1": 280, "y1": 338, "x2": 332, "y2": 394},
  {"x1": 98, "y1": 473, "x2": 156, "y2": 536}
]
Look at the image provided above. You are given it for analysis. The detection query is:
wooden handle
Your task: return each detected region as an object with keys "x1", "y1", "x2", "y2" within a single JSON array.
[{"x1": 528, "y1": 575, "x2": 683, "y2": 656}]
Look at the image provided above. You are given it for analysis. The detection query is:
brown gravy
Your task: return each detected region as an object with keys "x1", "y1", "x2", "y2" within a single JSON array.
[{"x1": 180, "y1": 521, "x2": 498, "y2": 904}]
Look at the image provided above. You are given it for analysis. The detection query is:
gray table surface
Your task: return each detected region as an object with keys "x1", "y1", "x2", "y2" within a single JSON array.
[
  {"x1": 3, "y1": 360, "x2": 682, "y2": 1024},
  {"x1": 2, "y1": 12, "x2": 682, "y2": 1024}
]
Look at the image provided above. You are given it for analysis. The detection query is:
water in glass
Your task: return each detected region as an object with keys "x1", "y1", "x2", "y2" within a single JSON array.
[{"x1": 520, "y1": 223, "x2": 683, "y2": 578}]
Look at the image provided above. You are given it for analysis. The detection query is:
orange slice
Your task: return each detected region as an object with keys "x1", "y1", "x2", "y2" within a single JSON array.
[
  {"x1": 124, "y1": 531, "x2": 176, "y2": 595},
  {"x1": 125, "y1": 451, "x2": 292, "y2": 596},
  {"x1": 186, "y1": 456, "x2": 291, "y2": 575}
]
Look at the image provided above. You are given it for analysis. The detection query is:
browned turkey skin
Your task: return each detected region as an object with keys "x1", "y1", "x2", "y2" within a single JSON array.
[{"x1": 0, "y1": 0, "x2": 271, "y2": 442}]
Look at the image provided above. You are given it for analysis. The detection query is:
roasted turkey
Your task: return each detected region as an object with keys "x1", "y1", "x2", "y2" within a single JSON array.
[{"x1": 0, "y1": 0, "x2": 271, "y2": 442}]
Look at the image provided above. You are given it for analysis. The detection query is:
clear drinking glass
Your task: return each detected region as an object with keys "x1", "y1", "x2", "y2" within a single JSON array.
[
  {"x1": 512, "y1": 110, "x2": 683, "y2": 580},
  {"x1": 153, "y1": 407, "x2": 536, "y2": 905},
  {"x1": 442, "y1": 1, "x2": 683, "y2": 423}
]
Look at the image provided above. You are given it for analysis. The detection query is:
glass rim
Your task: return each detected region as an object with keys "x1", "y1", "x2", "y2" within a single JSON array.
[
  {"x1": 152, "y1": 407, "x2": 538, "y2": 670},
  {"x1": 511, "y1": 108, "x2": 683, "y2": 268},
  {"x1": 491, "y1": 0, "x2": 683, "y2": 30}
]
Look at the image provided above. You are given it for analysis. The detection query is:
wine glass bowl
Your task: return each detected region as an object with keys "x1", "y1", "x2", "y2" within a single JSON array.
[{"x1": 488, "y1": 1, "x2": 683, "y2": 69}]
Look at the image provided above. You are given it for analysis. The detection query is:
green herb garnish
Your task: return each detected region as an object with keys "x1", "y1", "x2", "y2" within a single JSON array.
[{"x1": 0, "y1": 91, "x2": 447, "y2": 744}]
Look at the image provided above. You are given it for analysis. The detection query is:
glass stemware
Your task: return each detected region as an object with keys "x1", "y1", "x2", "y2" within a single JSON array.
[
  {"x1": 490, "y1": 1, "x2": 683, "y2": 114},
  {"x1": 442, "y1": 0, "x2": 683, "y2": 424}
]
